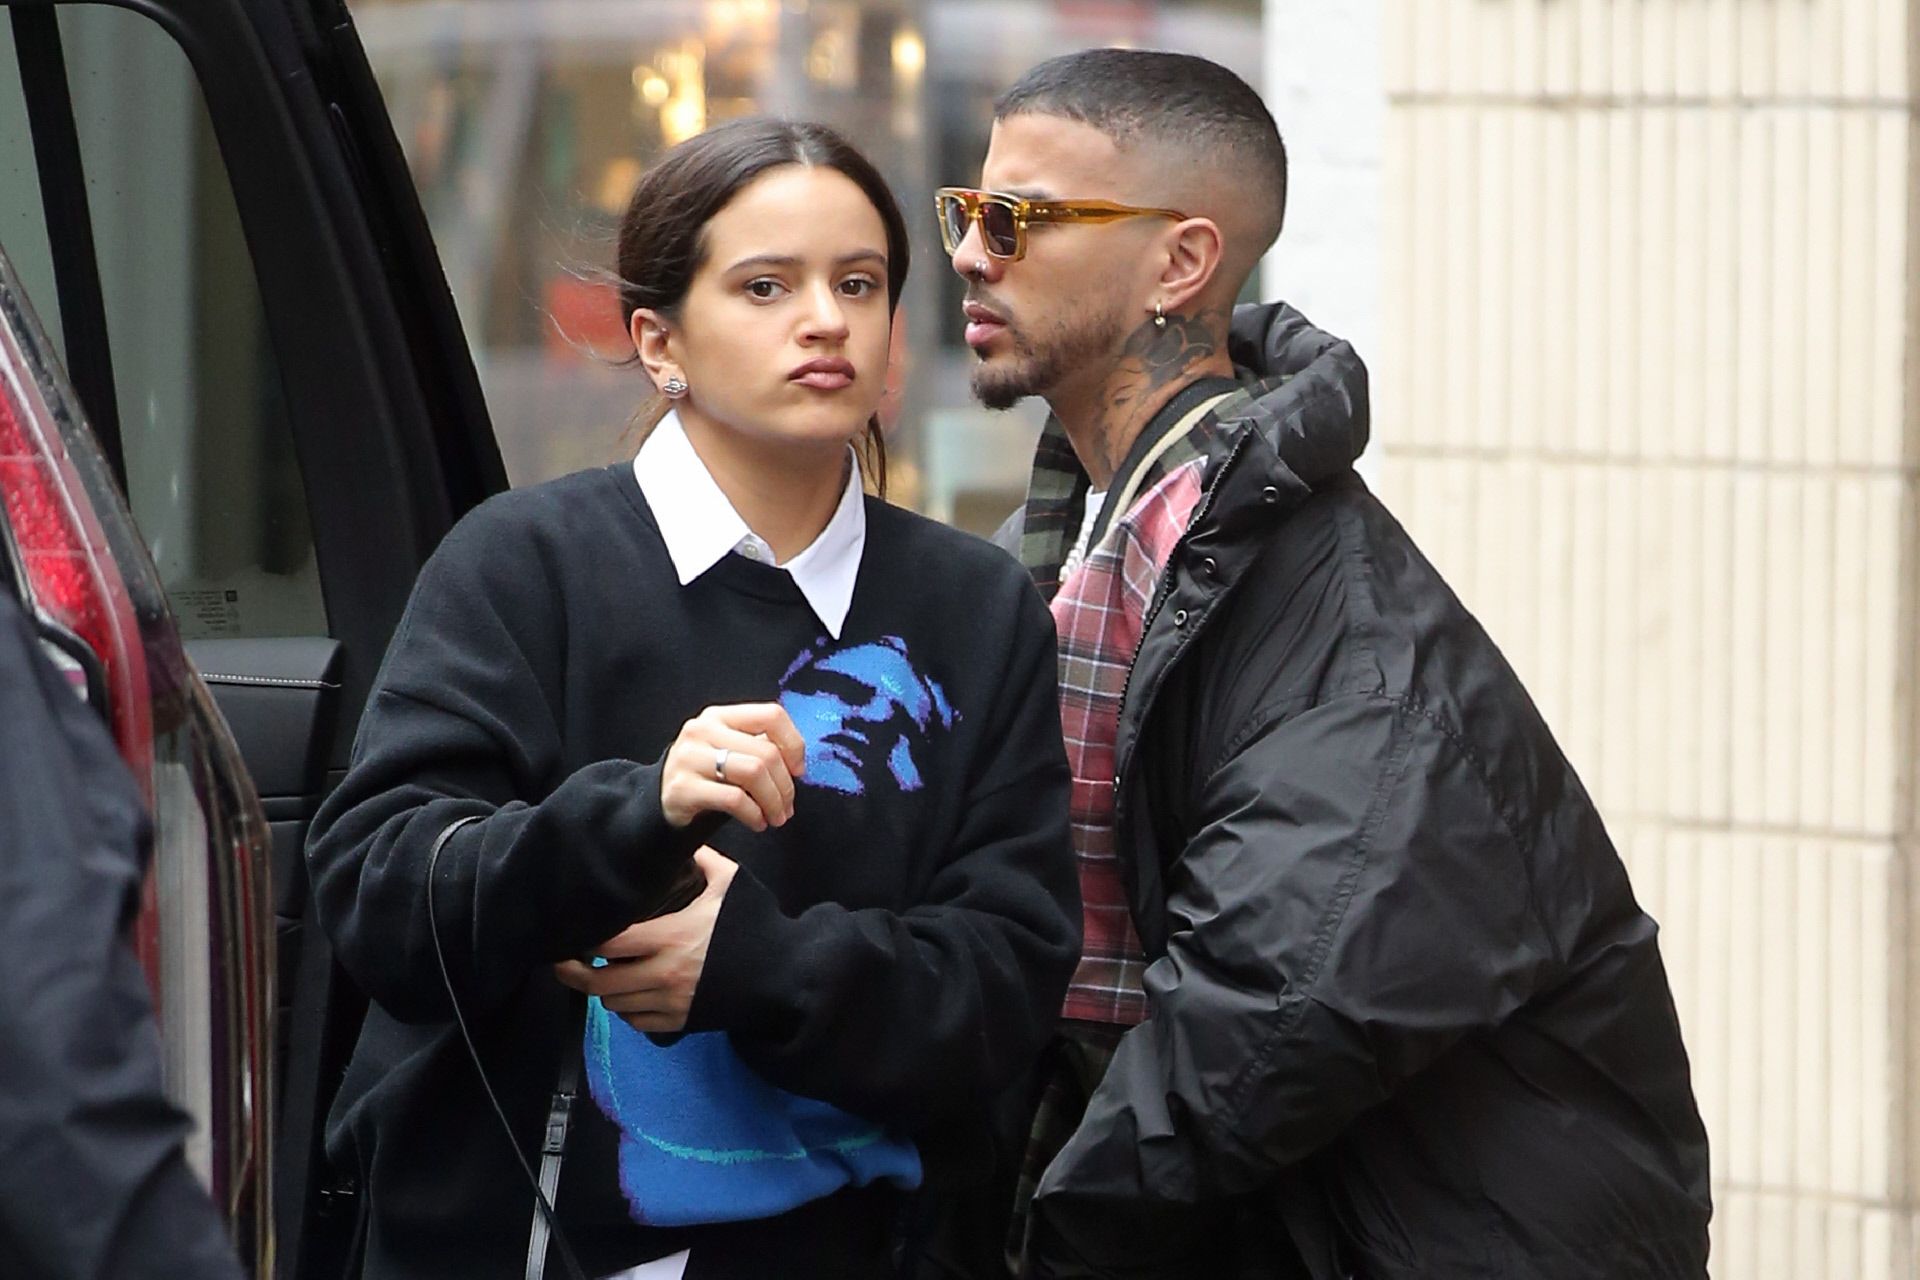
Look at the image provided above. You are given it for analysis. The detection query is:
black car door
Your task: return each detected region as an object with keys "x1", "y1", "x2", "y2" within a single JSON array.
[{"x1": 0, "y1": 1, "x2": 505, "y2": 1273}]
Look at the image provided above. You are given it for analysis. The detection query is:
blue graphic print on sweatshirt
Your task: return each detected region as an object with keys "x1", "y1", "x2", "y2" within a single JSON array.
[
  {"x1": 584, "y1": 634, "x2": 953, "y2": 1227},
  {"x1": 776, "y1": 635, "x2": 957, "y2": 795},
  {"x1": 583, "y1": 1003, "x2": 922, "y2": 1227}
]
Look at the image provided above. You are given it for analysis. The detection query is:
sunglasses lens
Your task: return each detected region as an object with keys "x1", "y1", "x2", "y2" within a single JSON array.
[
  {"x1": 939, "y1": 195, "x2": 969, "y2": 251},
  {"x1": 979, "y1": 201, "x2": 1020, "y2": 257}
]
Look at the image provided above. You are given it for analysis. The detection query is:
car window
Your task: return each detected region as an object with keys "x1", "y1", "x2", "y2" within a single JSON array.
[
  {"x1": 0, "y1": 6, "x2": 326, "y2": 641},
  {"x1": 0, "y1": 32, "x2": 59, "y2": 351}
]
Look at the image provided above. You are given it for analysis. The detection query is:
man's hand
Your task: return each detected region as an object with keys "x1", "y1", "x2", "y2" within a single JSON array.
[{"x1": 553, "y1": 847, "x2": 739, "y2": 1033}]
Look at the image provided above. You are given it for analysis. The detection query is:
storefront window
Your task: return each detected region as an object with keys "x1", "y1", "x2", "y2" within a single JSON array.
[{"x1": 350, "y1": 0, "x2": 1262, "y2": 530}]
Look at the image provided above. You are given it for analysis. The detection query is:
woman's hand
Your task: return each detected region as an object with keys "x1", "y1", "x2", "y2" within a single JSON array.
[
  {"x1": 553, "y1": 847, "x2": 739, "y2": 1034},
  {"x1": 660, "y1": 703, "x2": 807, "y2": 831}
]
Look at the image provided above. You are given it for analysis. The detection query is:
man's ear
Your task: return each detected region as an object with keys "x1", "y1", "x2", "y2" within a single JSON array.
[
  {"x1": 630, "y1": 308, "x2": 683, "y2": 393},
  {"x1": 1156, "y1": 217, "x2": 1226, "y2": 316}
]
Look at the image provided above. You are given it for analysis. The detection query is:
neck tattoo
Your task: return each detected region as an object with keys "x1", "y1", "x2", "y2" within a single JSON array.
[{"x1": 1090, "y1": 307, "x2": 1227, "y2": 480}]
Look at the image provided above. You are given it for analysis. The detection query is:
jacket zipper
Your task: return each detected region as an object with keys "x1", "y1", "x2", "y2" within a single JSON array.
[{"x1": 1112, "y1": 426, "x2": 1259, "y2": 802}]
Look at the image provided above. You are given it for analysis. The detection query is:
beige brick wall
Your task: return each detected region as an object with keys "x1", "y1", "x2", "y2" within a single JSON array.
[{"x1": 1373, "y1": 1, "x2": 1919, "y2": 1274}]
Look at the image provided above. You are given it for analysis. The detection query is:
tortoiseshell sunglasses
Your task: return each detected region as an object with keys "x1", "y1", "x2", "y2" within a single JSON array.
[{"x1": 935, "y1": 187, "x2": 1188, "y2": 263}]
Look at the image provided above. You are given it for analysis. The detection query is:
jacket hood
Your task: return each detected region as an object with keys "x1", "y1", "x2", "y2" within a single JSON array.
[{"x1": 1225, "y1": 301, "x2": 1371, "y2": 492}]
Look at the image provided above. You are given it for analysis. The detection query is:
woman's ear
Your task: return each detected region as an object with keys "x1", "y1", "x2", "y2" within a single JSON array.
[{"x1": 630, "y1": 308, "x2": 683, "y2": 394}]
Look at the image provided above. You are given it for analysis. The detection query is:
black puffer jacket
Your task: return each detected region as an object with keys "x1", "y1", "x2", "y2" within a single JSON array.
[{"x1": 1024, "y1": 306, "x2": 1711, "y2": 1279}]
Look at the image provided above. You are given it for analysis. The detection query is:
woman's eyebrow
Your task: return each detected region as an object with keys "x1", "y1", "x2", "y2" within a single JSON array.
[{"x1": 724, "y1": 250, "x2": 887, "y2": 273}]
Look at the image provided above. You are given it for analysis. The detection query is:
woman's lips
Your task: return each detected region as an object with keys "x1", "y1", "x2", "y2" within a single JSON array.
[
  {"x1": 794, "y1": 370, "x2": 854, "y2": 390},
  {"x1": 790, "y1": 358, "x2": 856, "y2": 390}
]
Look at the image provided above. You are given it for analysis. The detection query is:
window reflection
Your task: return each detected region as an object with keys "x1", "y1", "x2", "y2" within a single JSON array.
[{"x1": 350, "y1": 0, "x2": 1262, "y2": 531}]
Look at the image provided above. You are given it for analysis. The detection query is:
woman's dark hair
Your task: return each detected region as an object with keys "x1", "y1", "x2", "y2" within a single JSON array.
[{"x1": 616, "y1": 117, "x2": 911, "y2": 494}]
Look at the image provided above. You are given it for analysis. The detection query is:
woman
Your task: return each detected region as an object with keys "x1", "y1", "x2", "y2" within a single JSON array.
[{"x1": 306, "y1": 118, "x2": 1079, "y2": 1280}]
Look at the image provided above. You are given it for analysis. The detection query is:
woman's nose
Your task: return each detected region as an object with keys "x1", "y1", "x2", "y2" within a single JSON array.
[{"x1": 800, "y1": 283, "x2": 849, "y2": 340}]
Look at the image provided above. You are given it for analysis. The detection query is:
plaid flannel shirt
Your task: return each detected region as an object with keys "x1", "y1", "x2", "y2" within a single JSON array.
[{"x1": 1017, "y1": 379, "x2": 1256, "y2": 1025}]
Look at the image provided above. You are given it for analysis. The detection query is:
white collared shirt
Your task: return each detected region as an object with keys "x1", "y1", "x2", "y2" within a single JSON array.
[{"x1": 633, "y1": 410, "x2": 866, "y2": 638}]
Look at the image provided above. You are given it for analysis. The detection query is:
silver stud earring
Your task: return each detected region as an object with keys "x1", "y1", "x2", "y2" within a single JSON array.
[
  {"x1": 661, "y1": 376, "x2": 688, "y2": 398},
  {"x1": 1154, "y1": 302, "x2": 1167, "y2": 329}
]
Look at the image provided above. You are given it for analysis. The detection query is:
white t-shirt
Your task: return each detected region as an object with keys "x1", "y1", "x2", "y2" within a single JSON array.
[{"x1": 1061, "y1": 487, "x2": 1108, "y2": 582}]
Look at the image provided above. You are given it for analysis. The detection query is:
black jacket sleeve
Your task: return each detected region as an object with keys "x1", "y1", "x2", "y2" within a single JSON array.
[
  {"x1": 1030, "y1": 694, "x2": 1563, "y2": 1265},
  {"x1": 306, "y1": 506, "x2": 705, "y2": 1022},
  {"x1": 0, "y1": 595, "x2": 245, "y2": 1280},
  {"x1": 684, "y1": 582, "x2": 1081, "y2": 1133}
]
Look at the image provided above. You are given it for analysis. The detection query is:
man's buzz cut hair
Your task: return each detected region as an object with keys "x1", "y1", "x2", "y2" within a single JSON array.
[{"x1": 994, "y1": 48, "x2": 1288, "y2": 247}]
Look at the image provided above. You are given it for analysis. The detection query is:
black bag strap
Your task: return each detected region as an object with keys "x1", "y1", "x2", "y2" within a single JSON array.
[
  {"x1": 424, "y1": 813, "x2": 588, "y2": 1280},
  {"x1": 525, "y1": 1047, "x2": 583, "y2": 1280}
]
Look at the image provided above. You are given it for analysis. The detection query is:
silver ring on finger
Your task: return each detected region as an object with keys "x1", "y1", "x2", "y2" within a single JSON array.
[{"x1": 713, "y1": 746, "x2": 731, "y2": 780}]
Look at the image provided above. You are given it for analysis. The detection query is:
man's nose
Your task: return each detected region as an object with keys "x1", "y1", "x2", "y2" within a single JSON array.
[{"x1": 949, "y1": 218, "x2": 1002, "y2": 284}]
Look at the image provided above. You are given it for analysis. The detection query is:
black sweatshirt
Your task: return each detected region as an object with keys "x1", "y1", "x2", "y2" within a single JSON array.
[{"x1": 306, "y1": 464, "x2": 1079, "y2": 1279}]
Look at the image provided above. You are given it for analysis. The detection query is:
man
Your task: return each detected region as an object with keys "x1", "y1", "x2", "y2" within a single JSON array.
[
  {"x1": 0, "y1": 587, "x2": 247, "y2": 1280},
  {"x1": 940, "y1": 49, "x2": 1711, "y2": 1279}
]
